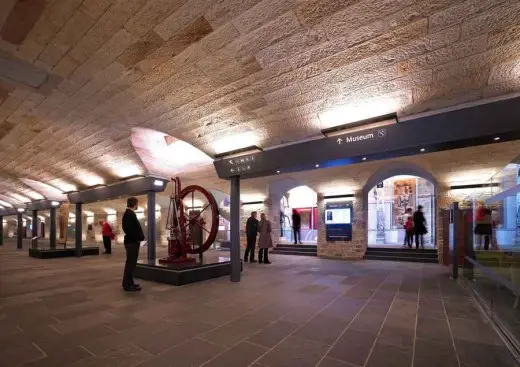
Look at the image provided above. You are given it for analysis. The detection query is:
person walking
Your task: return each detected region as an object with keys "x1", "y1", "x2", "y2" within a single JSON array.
[
  {"x1": 258, "y1": 213, "x2": 273, "y2": 264},
  {"x1": 244, "y1": 211, "x2": 259, "y2": 263},
  {"x1": 403, "y1": 208, "x2": 414, "y2": 249},
  {"x1": 122, "y1": 197, "x2": 145, "y2": 292},
  {"x1": 292, "y1": 209, "x2": 302, "y2": 244},
  {"x1": 413, "y1": 205, "x2": 427, "y2": 249},
  {"x1": 100, "y1": 220, "x2": 115, "y2": 254},
  {"x1": 475, "y1": 205, "x2": 493, "y2": 250}
]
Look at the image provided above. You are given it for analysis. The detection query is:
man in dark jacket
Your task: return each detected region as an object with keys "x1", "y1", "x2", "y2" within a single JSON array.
[
  {"x1": 244, "y1": 211, "x2": 259, "y2": 263},
  {"x1": 292, "y1": 209, "x2": 302, "y2": 244},
  {"x1": 122, "y1": 197, "x2": 145, "y2": 291}
]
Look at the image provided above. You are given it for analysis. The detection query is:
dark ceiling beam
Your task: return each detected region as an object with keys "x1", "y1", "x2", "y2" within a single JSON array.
[
  {"x1": 67, "y1": 176, "x2": 169, "y2": 204},
  {"x1": 213, "y1": 96, "x2": 520, "y2": 180}
]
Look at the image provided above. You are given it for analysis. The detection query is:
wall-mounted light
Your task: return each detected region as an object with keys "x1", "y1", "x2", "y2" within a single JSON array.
[
  {"x1": 420, "y1": 148, "x2": 426, "y2": 152},
  {"x1": 276, "y1": 170, "x2": 280, "y2": 174},
  {"x1": 362, "y1": 157, "x2": 367, "y2": 161},
  {"x1": 315, "y1": 164, "x2": 320, "y2": 168},
  {"x1": 323, "y1": 194, "x2": 355, "y2": 199},
  {"x1": 494, "y1": 136, "x2": 500, "y2": 141}
]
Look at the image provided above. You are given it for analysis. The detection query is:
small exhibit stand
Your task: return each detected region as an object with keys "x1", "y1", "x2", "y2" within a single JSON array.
[
  {"x1": 134, "y1": 257, "x2": 242, "y2": 286},
  {"x1": 29, "y1": 246, "x2": 99, "y2": 259}
]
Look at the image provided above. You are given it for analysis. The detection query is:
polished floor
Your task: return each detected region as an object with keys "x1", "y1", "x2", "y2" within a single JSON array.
[{"x1": 0, "y1": 240, "x2": 517, "y2": 367}]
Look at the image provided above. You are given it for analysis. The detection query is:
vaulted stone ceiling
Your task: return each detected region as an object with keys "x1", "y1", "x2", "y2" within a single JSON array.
[{"x1": 0, "y1": 0, "x2": 520, "y2": 201}]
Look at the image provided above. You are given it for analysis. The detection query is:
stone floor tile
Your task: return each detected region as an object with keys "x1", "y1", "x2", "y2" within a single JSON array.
[
  {"x1": 413, "y1": 339, "x2": 458, "y2": 367},
  {"x1": 321, "y1": 298, "x2": 366, "y2": 322},
  {"x1": 327, "y1": 329, "x2": 377, "y2": 366},
  {"x1": 247, "y1": 320, "x2": 298, "y2": 348},
  {"x1": 21, "y1": 346, "x2": 92, "y2": 367},
  {"x1": 317, "y1": 357, "x2": 359, "y2": 366},
  {"x1": 201, "y1": 317, "x2": 270, "y2": 348},
  {"x1": 203, "y1": 341, "x2": 267, "y2": 367},
  {"x1": 0, "y1": 341, "x2": 45, "y2": 367},
  {"x1": 258, "y1": 335, "x2": 329, "y2": 367},
  {"x1": 280, "y1": 305, "x2": 320, "y2": 324},
  {"x1": 377, "y1": 325, "x2": 414, "y2": 350},
  {"x1": 349, "y1": 306, "x2": 387, "y2": 333},
  {"x1": 382, "y1": 312, "x2": 416, "y2": 331},
  {"x1": 416, "y1": 315, "x2": 452, "y2": 344},
  {"x1": 67, "y1": 343, "x2": 152, "y2": 367},
  {"x1": 366, "y1": 342, "x2": 412, "y2": 367},
  {"x1": 293, "y1": 314, "x2": 348, "y2": 345},
  {"x1": 135, "y1": 338, "x2": 224, "y2": 367},
  {"x1": 454, "y1": 338, "x2": 518, "y2": 367},
  {"x1": 449, "y1": 317, "x2": 503, "y2": 345}
]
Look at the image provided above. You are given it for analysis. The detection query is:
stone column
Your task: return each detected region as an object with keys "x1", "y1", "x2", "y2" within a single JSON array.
[
  {"x1": 17, "y1": 212, "x2": 23, "y2": 249},
  {"x1": 0, "y1": 216, "x2": 3, "y2": 246},
  {"x1": 50, "y1": 207, "x2": 56, "y2": 249},
  {"x1": 75, "y1": 203, "x2": 82, "y2": 257},
  {"x1": 147, "y1": 191, "x2": 156, "y2": 260}
]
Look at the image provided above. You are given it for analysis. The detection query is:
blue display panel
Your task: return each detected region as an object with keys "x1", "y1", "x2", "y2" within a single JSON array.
[{"x1": 325, "y1": 201, "x2": 353, "y2": 241}]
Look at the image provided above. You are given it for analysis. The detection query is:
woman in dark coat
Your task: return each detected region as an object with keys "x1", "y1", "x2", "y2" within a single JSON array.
[
  {"x1": 258, "y1": 213, "x2": 273, "y2": 264},
  {"x1": 413, "y1": 205, "x2": 427, "y2": 249}
]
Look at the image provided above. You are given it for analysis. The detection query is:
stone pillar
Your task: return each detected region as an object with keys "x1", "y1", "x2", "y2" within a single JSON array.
[
  {"x1": 50, "y1": 207, "x2": 56, "y2": 249},
  {"x1": 147, "y1": 191, "x2": 156, "y2": 260},
  {"x1": 32, "y1": 210, "x2": 38, "y2": 237},
  {"x1": 230, "y1": 176, "x2": 241, "y2": 282},
  {"x1": 75, "y1": 203, "x2": 82, "y2": 257},
  {"x1": 17, "y1": 212, "x2": 23, "y2": 249},
  {"x1": 0, "y1": 216, "x2": 3, "y2": 246}
]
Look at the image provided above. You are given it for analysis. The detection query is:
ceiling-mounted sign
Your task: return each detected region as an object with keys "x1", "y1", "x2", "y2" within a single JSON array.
[
  {"x1": 325, "y1": 201, "x2": 353, "y2": 242},
  {"x1": 336, "y1": 128, "x2": 387, "y2": 145}
]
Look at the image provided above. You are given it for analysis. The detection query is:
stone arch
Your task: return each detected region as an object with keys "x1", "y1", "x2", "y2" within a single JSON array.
[
  {"x1": 362, "y1": 161, "x2": 439, "y2": 247},
  {"x1": 267, "y1": 178, "x2": 317, "y2": 245}
]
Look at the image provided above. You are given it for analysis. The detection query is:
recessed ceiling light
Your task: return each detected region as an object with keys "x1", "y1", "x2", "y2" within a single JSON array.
[
  {"x1": 362, "y1": 157, "x2": 367, "y2": 161},
  {"x1": 315, "y1": 164, "x2": 320, "y2": 168},
  {"x1": 494, "y1": 137, "x2": 500, "y2": 141},
  {"x1": 420, "y1": 148, "x2": 426, "y2": 152}
]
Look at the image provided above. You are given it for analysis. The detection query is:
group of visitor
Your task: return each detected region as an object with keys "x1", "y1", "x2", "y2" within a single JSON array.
[
  {"x1": 402, "y1": 206, "x2": 428, "y2": 249},
  {"x1": 244, "y1": 211, "x2": 274, "y2": 264}
]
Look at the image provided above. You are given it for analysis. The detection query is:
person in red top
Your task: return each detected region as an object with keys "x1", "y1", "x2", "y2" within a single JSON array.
[{"x1": 100, "y1": 220, "x2": 115, "y2": 254}]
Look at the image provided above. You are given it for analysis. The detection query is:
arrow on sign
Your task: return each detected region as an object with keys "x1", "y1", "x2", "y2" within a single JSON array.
[{"x1": 337, "y1": 138, "x2": 343, "y2": 144}]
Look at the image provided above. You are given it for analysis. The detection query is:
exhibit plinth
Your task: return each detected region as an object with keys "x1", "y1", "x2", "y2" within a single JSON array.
[
  {"x1": 29, "y1": 247, "x2": 100, "y2": 259},
  {"x1": 134, "y1": 257, "x2": 242, "y2": 286}
]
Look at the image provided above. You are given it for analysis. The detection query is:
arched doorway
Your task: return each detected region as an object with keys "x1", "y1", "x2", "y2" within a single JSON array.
[
  {"x1": 280, "y1": 186, "x2": 318, "y2": 244},
  {"x1": 363, "y1": 163, "x2": 438, "y2": 249}
]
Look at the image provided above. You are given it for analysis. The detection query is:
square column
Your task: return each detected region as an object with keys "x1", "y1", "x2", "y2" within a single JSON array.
[
  {"x1": 147, "y1": 191, "x2": 156, "y2": 260},
  {"x1": 230, "y1": 175, "x2": 241, "y2": 282},
  {"x1": 17, "y1": 212, "x2": 23, "y2": 249},
  {"x1": 50, "y1": 207, "x2": 56, "y2": 249},
  {"x1": 0, "y1": 216, "x2": 3, "y2": 246},
  {"x1": 75, "y1": 203, "x2": 82, "y2": 257},
  {"x1": 32, "y1": 210, "x2": 38, "y2": 245}
]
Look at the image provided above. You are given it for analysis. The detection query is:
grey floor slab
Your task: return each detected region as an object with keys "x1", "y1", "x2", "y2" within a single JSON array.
[{"x1": 0, "y1": 241, "x2": 516, "y2": 367}]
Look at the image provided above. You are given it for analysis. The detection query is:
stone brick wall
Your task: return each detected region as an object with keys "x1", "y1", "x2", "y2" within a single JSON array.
[{"x1": 316, "y1": 191, "x2": 367, "y2": 260}]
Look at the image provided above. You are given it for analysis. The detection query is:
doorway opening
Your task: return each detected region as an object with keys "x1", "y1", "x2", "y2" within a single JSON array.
[
  {"x1": 280, "y1": 186, "x2": 318, "y2": 244},
  {"x1": 367, "y1": 175, "x2": 436, "y2": 248}
]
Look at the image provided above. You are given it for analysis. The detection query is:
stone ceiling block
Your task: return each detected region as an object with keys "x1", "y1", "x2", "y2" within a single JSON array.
[
  {"x1": 461, "y1": 0, "x2": 520, "y2": 40},
  {"x1": 296, "y1": 0, "x2": 358, "y2": 27},
  {"x1": 233, "y1": 0, "x2": 300, "y2": 35},
  {"x1": 0, "y1": 0, "x2": 46, "y2": 45}
]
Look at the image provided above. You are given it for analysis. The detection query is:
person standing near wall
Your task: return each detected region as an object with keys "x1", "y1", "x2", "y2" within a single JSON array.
[
  {"x1": 122, "y1": 197, "x2": 144, "y2": 292},
  {"x1": 403, "y1": 208, "x2": 414, "y2": 248},
  {"x1": 292, "y1": 209, "x2": 302, "y2": 244},
  {"x1": 413, "y1": 205, "x2": 427, "y2": 249},
  {"x1": 100, "y1": 220, "x2": 115, "y2": 254},
  {"x1": 244, "y1": 211, "x2": 259, "y2": 263},
  {"x1": 258, "y1": 213, "x2": 273, "y2": 264}
]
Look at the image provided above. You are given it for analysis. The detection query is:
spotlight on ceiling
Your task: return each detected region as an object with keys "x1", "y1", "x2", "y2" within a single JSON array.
[
  {"x1": 153, "y1": 180, "x2": 164, "y2": 187},
  {"x1": 17, "y1": 208, "x2": 25, "y2": 213},
  {"x1": 315, "y1": 164, "x2": 320, "y2": 168},
  {"x1": 321, "y1": 113, "x2": 398, "y2": 138},
  {"x1": 494, "y1": 136, "x2": 501, "y2": 141},
  {"x1": 51, "y1": 201, "x2": 60, "y2": 207},
  {"x1": 420, "y1": 148, "x2": 426, "y2": 152},
  {"x1": 276, "y1": 170, "x2": 280, "y2": 174},
  {"x1": 362, "y1": 157, "x2": 367, "y2": 161}
]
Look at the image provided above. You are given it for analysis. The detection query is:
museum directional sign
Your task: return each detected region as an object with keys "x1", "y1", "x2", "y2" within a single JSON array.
[{"x1": 214, "y1": 96, "x2": 520, "y2": 180}]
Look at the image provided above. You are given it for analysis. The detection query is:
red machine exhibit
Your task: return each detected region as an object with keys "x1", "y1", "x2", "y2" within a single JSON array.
[{"x1": 159, "y1": 177, "x2": 219, "y2": 264}]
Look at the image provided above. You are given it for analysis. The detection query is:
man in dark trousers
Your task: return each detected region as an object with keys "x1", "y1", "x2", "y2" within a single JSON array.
[
  {"x1": 292, "y1": 209, "x2": 302, "y2": 244},
  {"x1": 244, "y1": 211, "x2": 259, "y2": 263},
  {"x1": 122, "y1": 197, "x2": 145, "y2": 291}
]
